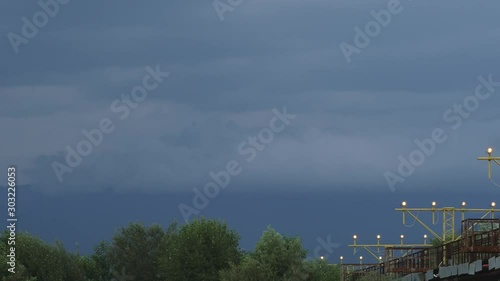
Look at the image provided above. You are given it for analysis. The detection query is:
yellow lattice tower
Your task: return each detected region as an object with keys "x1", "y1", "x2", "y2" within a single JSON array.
[
  {"x1": 396, "y1": 201, "x2": 499, "y2": 244},
  {"x1": 442, "y1": 207, "x2": 455, "y2": 241}
]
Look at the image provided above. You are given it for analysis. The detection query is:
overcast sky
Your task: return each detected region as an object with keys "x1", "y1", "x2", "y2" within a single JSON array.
[{"x1": 1, "y1": 0, "x2": 500, "y2": 260}]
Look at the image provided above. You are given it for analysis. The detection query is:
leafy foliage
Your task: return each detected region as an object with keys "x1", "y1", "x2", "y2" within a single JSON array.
[
  {"x1": 219, "y1": 255, "x2": 277, "y2": 281},
  {"x1": 220, "y1": 226, "x2": 312, "y2": 281},
  {"x1": 304, "y1": 259, "x2": 340, "y2": 281},
  {"x1": 158, "y1": 218, "x2": 241, "y2": 281},
  {"x1": 1, "y1": 221, "x2": 343, "y2": 281},
  {"x1": 107, "y1": 222, "x2": 164, "y2": 281},
  {"x1": 83, "y1": 241, "x2": 113, "y2": 281},
  {"x1": 0, "y1": 231, "x2": 88, "y2": 281}
]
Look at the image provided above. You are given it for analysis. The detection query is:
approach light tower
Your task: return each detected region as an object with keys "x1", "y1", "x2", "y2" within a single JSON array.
[
  {"x1": 396, "y1": 201, "x2": 500, "y2": 244},
  {"x1": 477, "y1": 147, "x2": 500, "y2": 185},
  {"x1": 348, "y1": 233, "x2": 429, "y2": 263}
]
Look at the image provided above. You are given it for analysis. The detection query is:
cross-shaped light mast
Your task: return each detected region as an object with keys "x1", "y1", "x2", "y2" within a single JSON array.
[{"x1": 477, "y1": 147, "x2": 500, "y2": 179}]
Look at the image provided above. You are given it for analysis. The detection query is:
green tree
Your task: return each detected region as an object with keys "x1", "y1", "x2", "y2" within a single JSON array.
[
  {"x1": 8, "y1": 232, "x2": 64, "y2": 281},
  {"x1": 158, "y1": 218, "x2": 241, "y2": 281},
  {"x1": 80, "y1": 241, "x2": 112, "y2": 281},
  {"x1": 219, "y1": 255, "x2": 277, "y2": 281},
  {"x1": 0, "y1": 231, "x2": 9, "y2": 277},
  {"x1": 108, "y1": 223, "x2": 164, "y2": 281},
  {"x1": 477, "y1": 222, "x2": 500, "y2": 232},
  {"x1": 56, "y1": 241, "x2": 88, "y2": 281},
  {"x1": 221, "y1": 226, "x2": 311, "y2": 281},
  {"x1": 253, "y1": 226, "x2": 308, "y2": 279},
  {"x1": 304, "y1": 259, "x2": 340, "y2": 281},
  {"x1": 0, "y1": 231, "x2": 88, "y2": 281}
]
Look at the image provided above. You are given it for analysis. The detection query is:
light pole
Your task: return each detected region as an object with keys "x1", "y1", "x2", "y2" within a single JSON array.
[
  {"x1": 492, "y1": 202, "x2": 496, "y2": 219},
  {"x1": 339, "y1": 256, "x2": 344, "y2": 281},
  {"x1": 376, "y1": 235, "x2": 381, "y2": 253},
  {"x1": 477, "y1": 147, "x2": 500, "y2": 185},
  {"x1": 353, "y1": 235, "x2": 357, "y2": 254}
]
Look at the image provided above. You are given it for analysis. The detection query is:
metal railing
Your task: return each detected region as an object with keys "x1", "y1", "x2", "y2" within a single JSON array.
[{"x1": 345, "y1": 222, "x2": 500, "y2": 281}]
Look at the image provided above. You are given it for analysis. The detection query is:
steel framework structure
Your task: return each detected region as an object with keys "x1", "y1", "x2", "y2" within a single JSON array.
[{"x1": 396, "y1": 201, "x2": 500, "y2": 244}]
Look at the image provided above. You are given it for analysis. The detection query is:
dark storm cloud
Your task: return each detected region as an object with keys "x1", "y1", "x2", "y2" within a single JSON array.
[{"x1": 1, "y1": 0, "x2": 500, "y2": 193}]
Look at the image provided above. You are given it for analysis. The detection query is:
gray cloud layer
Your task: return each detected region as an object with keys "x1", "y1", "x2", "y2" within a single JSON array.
[{"x1": 1, "y1": 0, "x2": 500, "y2": 193}]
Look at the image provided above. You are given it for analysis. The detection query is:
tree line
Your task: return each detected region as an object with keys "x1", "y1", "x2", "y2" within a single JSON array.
[{"x1": 0, "y1": 218, "x2": 340, "y2": 281}]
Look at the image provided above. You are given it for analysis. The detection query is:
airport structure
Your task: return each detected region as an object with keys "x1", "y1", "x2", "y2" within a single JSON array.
[{"x1": 339, "y1": 148, "x2": 500, "y2": 281}]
